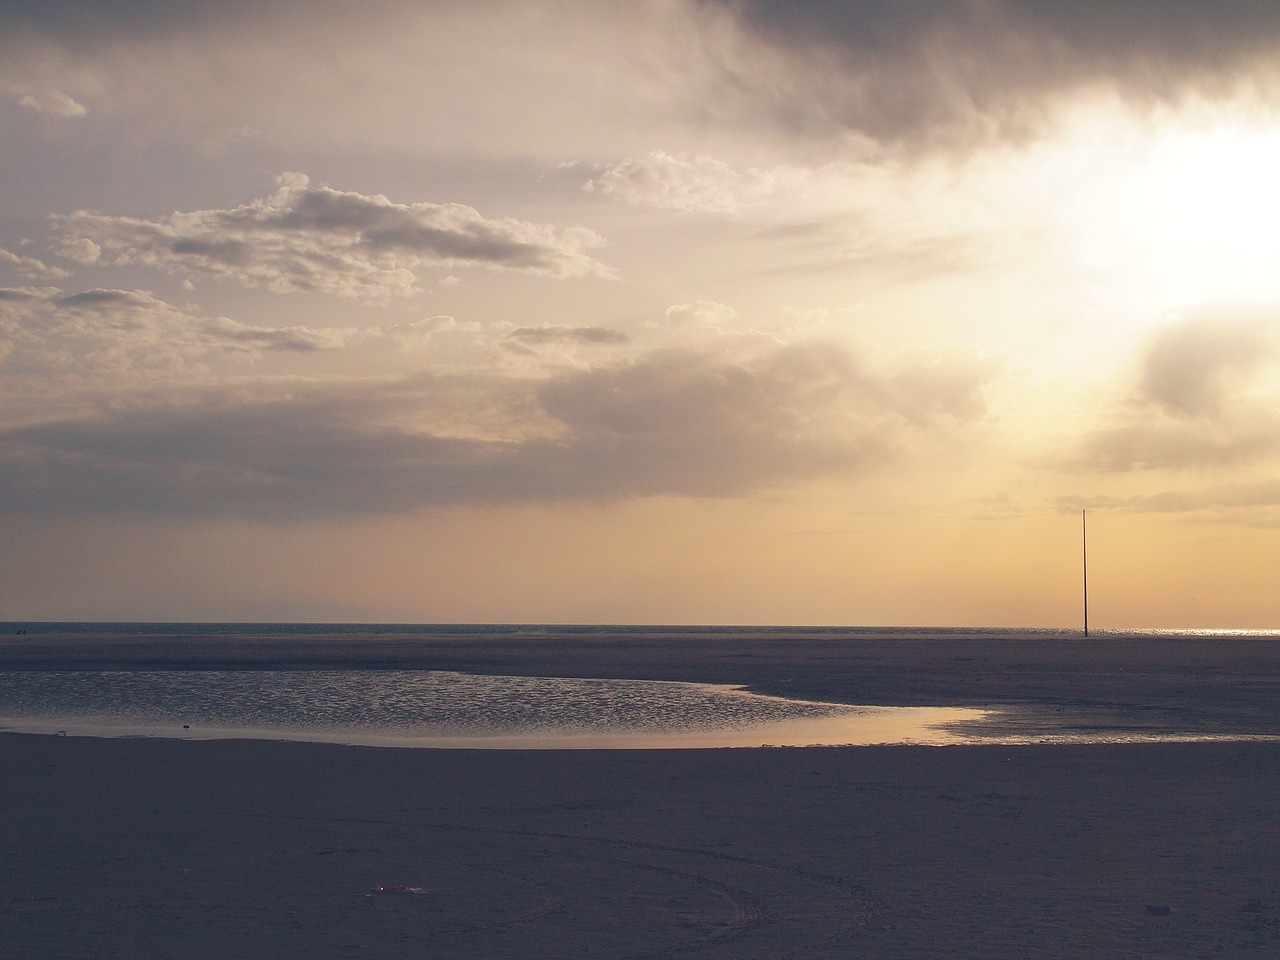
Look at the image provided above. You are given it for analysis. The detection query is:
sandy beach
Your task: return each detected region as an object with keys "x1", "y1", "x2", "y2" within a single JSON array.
[{"x1": 3, "y1": 630, "x2": 1279, "y2": 958}]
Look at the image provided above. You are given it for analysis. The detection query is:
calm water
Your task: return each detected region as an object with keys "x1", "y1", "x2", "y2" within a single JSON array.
[
  {"x1": 0, "y1": 669, "x2": 989, "y2": 748},
  {"x1": 4, "y1": 623, "x2": 1277, "y2": 748}
]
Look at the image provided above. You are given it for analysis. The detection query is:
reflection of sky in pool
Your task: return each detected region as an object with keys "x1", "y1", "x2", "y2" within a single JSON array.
[{"x1": 0, "y1": 670, "x2": 989, "y2": 748}]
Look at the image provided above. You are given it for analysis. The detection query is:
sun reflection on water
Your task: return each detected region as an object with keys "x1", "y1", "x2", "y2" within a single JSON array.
[{"x1": 0, "y1": 670, "x2": 989, "y2": 748}]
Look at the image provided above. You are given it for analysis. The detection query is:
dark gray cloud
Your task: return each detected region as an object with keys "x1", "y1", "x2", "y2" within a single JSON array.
[
  {"x1": 701, "y1": 0, "x2": 1280, "y2": 145},
  {"x1": 719, "y1": 0, "x2": 1280, "y2": 61},
  {"x1": 10, "y1": 1, "x2": 1278, "y2": 156},
  {"x1": 57, "y1": 174, "x2": 611, "y2": 300},
  {"x1": 0, "y1": 0, "x2": 256, "y2": 37},
  {"x1": 0, "y1": 0, "x2": 427, "y2": 45},
  {"x1": 0, "y1": 341, "x2": 995, "y2": 519}
]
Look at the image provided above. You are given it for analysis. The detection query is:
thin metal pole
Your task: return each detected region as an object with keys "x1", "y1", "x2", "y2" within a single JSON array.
[{"x1": 1082, "y1": 509, "x2": 1089, "y2": 637}]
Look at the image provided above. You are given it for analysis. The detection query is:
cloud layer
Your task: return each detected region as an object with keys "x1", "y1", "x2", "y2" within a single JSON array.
[
  {"x1": 59, "y1": 174, "x2": 612, "y2": 300},
  {"x1": 1073, "y1": 312, "x2": 1280, "y2": 472},
  {"x1": 10, "y1": 1, "x2": 1280, "y2": 156},
  {"x1": 0, "y1": 284, "x2": 358, "y2": 398},
  {"x1": 0, "y1": 341, "x2": 995, "y2": 518},
  {"x1": 584, "y1": 151, "x2": 802, "y2": 213},
  {"x1": 698, "y1": 0, "x2": 1280, "y2": 146}
]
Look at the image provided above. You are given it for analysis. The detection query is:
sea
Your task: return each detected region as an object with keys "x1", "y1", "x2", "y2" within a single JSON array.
[{"x1": 2, "y1": 622, "x2": 1277, "y2": 749}]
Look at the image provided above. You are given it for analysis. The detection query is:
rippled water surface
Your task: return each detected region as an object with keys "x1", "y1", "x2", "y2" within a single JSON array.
[{"x1": 0, "y1": 670, "x2": 988, "y2": 748}]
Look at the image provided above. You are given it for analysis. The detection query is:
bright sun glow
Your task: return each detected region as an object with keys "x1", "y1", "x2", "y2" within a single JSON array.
[{"x1": 1054, "y1": 116, "x2": 1280, "y2": 314}]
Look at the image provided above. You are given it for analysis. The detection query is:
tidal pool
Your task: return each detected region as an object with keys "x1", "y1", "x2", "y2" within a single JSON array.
[{"x1": 0, "y1": 669, "x2": 990, "y2": 748}]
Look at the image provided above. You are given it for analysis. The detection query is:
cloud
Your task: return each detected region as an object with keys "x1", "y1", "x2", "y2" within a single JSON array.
[
  {"x1": 385, "y1": 316, "x2": 463, "y2": 350},
  {"x1": 57, "y1": 238, "x2": 101, "y2": 264},
  {"x1": 1070, "y1": 312, "x2": 1280, "y2": 471},
  {"x1": 0, "y1": 248, "x2": 70, "y2": 280},
  {"x1": 695, "y1": 0, "x2": 1280, "y2": 147},
  {"x1": 0, "y1": 285, "x2": 360, "y2": 390},
  {"x1": 0, "y1": 0, "x2": 285, "y2": 38},
  {"x1": 12, "y1": 1, "x2": 1280, "y2": 161},
  {"x1": 1058, "y1": 479, "x2": 1280, "y2": 521},
  {"x1": 199, "y1": 316, "x2": 361, "y2": 354},
  {"x1": 1136, "y1": 315, "x2": 1274, "y2": 419},
  {"x1": 0, "y1": 0, "x2": 706, "y2": 159},
  {"x1": 1073, "y1": 417, "x2": 1280, "y2": 472},
  {"x1": 503, "y1": 325, "x2": 629, "y2": 356},
  {"x1": 15, "y1": 88, "x2": 87, "y2": 117},
  {"x1": 884, "y1": 350, "x2": 999, "y2": 426},
  {"x1": 0, "y1": 340, "x2": 997, "y2": 518},
  {"x1": 584, "y1": 151, "x2": 802, "y2": 213},
  {"x1": 57, "y1": 173, "x2": 613, "y2": 301},
  {"x1": 662, "y1": 300, "x2": 736, "y2": 327}
]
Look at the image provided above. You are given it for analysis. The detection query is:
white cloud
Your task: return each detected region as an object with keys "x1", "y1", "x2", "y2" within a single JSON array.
[
  {"x1": 657, "y1": 300, "x2": 737, "y2": 330},
  {"x1": 584, "y1": 151, "x2": 801, "y2": 213},
  {"x1": 0, "y1": 248, "x2": 70, "y2": 280},
  {"x1": 57, "y1": 237, "x2": 101, "y2": 264},
  {"x1": 15, "y1": 88, "x2": 87, "y2": 117},
  {"x1": 57, "y1": 173, "x2": 614, "y2": 301},
  {"x1": 0, "y1": 285, "x2": 361, "y2": 392}
]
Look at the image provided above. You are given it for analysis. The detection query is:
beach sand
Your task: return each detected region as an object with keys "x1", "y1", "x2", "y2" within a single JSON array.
[{"x1": 3, "y1": 631, "x2": 1279, "y2": 958}]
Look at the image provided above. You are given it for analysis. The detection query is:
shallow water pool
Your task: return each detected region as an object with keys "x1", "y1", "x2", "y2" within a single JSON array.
[{"x1": 0, "y1": 669, "x2": 990, "y2": 748}]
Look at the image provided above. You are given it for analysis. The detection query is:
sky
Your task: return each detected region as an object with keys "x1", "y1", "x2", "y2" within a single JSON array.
[{"x1": 3, "y1": 0, "x2": 1280, "y2": 627}]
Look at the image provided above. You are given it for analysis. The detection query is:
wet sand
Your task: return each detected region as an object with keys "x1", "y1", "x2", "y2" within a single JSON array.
[{"x1": 3, "y1": 630, "x2": 1280, "y2": 957}]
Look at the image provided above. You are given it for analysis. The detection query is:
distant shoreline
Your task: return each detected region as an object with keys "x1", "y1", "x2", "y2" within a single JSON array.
[{"x1": 5, "y1": 621, "x2": 1278, "y2": 636}]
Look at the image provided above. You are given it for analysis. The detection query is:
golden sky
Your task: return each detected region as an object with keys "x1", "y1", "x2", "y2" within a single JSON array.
[{"x1": 3, "y1": 1, "x2": 1280, "y2": 627}]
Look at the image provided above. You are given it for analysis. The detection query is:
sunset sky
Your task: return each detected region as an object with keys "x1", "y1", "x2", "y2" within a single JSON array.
[{"x1": 4, "y1": 1, "x2": 1280, "y2": 627}]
